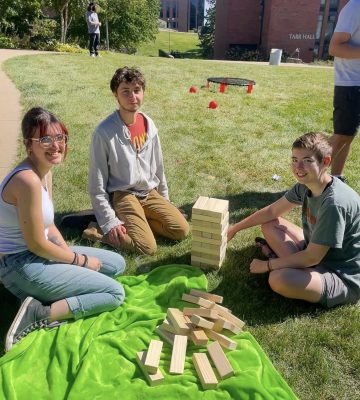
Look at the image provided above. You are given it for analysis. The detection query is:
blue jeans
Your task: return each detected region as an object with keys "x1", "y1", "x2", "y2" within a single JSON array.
[{"x1": 0, "y1": 246, "x2": 126, "y2": 320}]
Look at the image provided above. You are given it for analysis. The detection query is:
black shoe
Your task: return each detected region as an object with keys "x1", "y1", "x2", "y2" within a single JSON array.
[
  {"x1": 60, "y1": 209, "x2": 97, "y2": 230},
  {"x1": 5, "y1": 297, "x2": 56, "y2": 352}
]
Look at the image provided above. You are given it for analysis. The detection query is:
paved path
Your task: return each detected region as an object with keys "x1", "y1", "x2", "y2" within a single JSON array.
[{"x1": 0, "y1": 49, "x2": 44, "y2": 181}]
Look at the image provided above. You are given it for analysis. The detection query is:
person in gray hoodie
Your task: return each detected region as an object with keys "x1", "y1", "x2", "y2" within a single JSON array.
[
  {"x1": 88, "y1": 67, "x2": 189, "y2": 254},
  {"x1": 86, "y1": 2, "x2": 101, "y2": 57}
]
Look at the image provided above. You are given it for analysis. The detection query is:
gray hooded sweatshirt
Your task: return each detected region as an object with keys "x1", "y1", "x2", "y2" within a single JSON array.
[{"x1": 89, "y1": 111, "x2": 169, "y2": 234}]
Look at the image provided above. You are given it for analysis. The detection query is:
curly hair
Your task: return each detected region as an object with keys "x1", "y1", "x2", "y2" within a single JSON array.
[{"x1": 110, "y1": 67, "x2": 146, "y2": 93}]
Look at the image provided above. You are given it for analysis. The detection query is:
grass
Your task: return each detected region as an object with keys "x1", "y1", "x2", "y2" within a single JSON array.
[
  {"x1": 2, "y1": 52, "x2": 360, "y2": 400},
  {"x1": 136, "y1": 29, "x2": 202, "y2": 58}
]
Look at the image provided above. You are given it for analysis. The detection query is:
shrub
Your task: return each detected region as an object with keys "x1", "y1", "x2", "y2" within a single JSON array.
[
  {"x1": 226, "y1": 47, "x2": 267, "y2": 62},
  {"x1": 53, "y1": 42, "x2": 84, "y2": 53},
  {"x1": 0, "y1": 35, "x2": 16, "y2": 49}
]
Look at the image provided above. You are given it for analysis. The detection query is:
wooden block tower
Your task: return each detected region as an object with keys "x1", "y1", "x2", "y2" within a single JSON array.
[{"x1": 191, "y1": 196, "x2": 229, "y2": 269}]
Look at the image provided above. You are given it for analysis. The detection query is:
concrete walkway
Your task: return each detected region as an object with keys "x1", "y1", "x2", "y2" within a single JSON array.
[{"x1": 0, "y1": 49, "x2": 44, "y2": 181}]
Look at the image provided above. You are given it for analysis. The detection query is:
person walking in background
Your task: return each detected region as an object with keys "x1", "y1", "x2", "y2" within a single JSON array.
[
  {"x1": 86, "y1": 2, "x2": 101, "y2": 57},
  {"x1": 0, "y1": 107, "x2": 126, "y2": 352},
  {"x1": 328, "y1": 0, "x2": 360, "y2": 182}
]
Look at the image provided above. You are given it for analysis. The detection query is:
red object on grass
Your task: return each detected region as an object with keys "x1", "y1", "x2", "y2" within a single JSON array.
[
  {"x1": 208, "y1": 100, "x2": 218, "y2": 109},
  {"x1": 189, "y1": 86, "x2": 197, "y2": 93},
  {"x1": 247, "y1": 83, "x2": 253, "y2": 94},
  {"x1": 219, "y1": 82, "x2": 227, "y2": 93}
]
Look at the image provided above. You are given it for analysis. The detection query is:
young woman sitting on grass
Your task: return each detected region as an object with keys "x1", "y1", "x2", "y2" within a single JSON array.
[
  {"x1": 228, "y1": 132, "x2": 360, "y2": 308},
  {"x1": 0, "y1": 107, "x2": 126, "y2": 352}
]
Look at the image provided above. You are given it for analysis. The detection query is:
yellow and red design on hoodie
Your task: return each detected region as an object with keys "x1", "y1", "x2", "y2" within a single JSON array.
[{"x1": 126, "y1": 113, "x2": 148, "y2": 151}]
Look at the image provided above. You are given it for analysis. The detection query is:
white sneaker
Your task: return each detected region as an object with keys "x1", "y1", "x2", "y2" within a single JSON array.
[{"x1": 90, "y1": 54, "x2": 95, "y2": 57}]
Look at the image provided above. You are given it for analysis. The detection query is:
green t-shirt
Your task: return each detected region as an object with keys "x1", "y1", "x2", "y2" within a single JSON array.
[{"x1": 285, "y1": 178, "x2": 360, "y2": 295}]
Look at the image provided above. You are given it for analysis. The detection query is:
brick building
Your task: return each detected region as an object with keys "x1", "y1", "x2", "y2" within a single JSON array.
[
  {"x1": 214, "y1": 0, "x2": 349, "y2": 62},
  {"x1": 160, "y1": 0, "x2": 205, "y2": 32}
]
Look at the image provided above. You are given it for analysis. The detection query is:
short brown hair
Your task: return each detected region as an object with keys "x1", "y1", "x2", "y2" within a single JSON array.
[
  {"x1": 110, "y1": 67, "x2": 146, "y2": 93},
  {"x1": 292, "y1": 132, "x2": 332, "y2": 162}
]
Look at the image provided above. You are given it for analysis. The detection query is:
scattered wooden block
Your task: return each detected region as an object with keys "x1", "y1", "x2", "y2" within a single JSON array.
[
  {"x1": 181, "y1": 293, "x2": 214, "y2": 309},
  {"x1": 211, "y1": 303, "x2": 232, "y2": 315},
  {"x1": 190, "y1": 328, "x2": 209, "y2": 346},
  {"x1": 136, "y1": 351, "x2": 164, "y2": 386},
  {"x1": 155, "y1": 325, "x2": 175, "y2": 346},
  {"x1": 183, "y1": 307, "x2": 218, "y2": 319},
  {"x1": 192, "y1": 353, "x2": 218, "y2": 390},
  {"x1": 167, "y1": 308, "x2": 191, "y2": 335},
  {"x1": 210, "y1": 307, "x2": 245, "y2": 329},
  {"x1": 144, "y1": 339, "x2": 163, "y2": 373},
  {"x1": 212, "y1": 317, "x2": 242, "y2": 334},
  {"x1": 190, "y1": 315, "x2": 215, "y2": 330},
  {"x1": 189, "y1": 289, "x2": 223, "y2": 304},
  {"x1": 204, "y1": 329, "x2": 237, "y2": 350},
  {"x1": 169, "y1": 335, "x2": 188, "y2": 374},
  {"x1": 207, "y1": 341, "x2": 234, "y2": 379},
  {"x1": 160, "y1": 318, "x2": 177, "y2": 334}
]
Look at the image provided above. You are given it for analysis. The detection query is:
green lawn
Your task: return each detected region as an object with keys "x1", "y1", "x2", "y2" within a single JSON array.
[
  {"x1": 137, "y1": 29, "x2": 201, "y2": 58},
  {"x1": 2, "y1": 52, "x2": 360, "y2": 400}
]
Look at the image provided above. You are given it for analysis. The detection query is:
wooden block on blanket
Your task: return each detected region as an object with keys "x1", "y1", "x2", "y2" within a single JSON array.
[
  {"x1": 192, "y1": 353, "x2": 218, "y2": 390},
  {"x1": 190, "y1": 315, "x2": 215, "y2": 330},
  {"x1": 189, "y1": 289, "x2": 223, "y2": 304},
  {"x1": 190, "y1": 328, "x2": 209, "y2": 346},
  {"x1": 183, "y1": 307, "x2": 218, "y2": 319},
  {"x1": 204, "y1": 329, "x2": 237, "y2": 350},
  {"x1": 136, "y1": 351, "x2": 164, "y2": 386},
  {"x1": 155, "y1": 325, "x2": 175, "y2": 346},
  {"x1": 181, "y1": 293, "x2": 214, "y2": 309},
  {"x1": 167, "y1": 308, "x2": 191, "y2": 335},
  {"x1": 207, "y1": 341, "x2": 234, "y2": 379},
  {"x1": 169, "y1": 335, "x2": 188, "y2": 374},
  {"x1": 144, "y1": 339, "x2": 163, "y2": 373},
  {"x1": 212, "y1": 317, "x2": 242, "y2": 334},
  {"x1": 210, "y1": 307, "x2": 245, "y2": 329}
]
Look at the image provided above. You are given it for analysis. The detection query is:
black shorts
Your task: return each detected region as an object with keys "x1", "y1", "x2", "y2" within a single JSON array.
[{"x1": 333, "y1": 86, "x2": 360, "y2": 136}]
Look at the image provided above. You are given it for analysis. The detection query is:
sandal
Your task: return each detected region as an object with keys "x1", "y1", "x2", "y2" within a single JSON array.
[{"x1": 254, "y1": 237, "x2": 277, "y2": 259}]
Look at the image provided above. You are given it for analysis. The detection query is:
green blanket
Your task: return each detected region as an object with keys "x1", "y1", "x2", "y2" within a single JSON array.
[{"x1": 0, "y1": 265, "x2": 298, "y2": 400}]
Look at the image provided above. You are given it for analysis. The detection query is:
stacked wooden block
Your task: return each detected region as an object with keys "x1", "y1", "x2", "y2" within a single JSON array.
[
  {"x1": 191, "y1": 196, "x2": 229, "y2": 270},
  {"x1": 136, "y1": 289, "x2": 245, "y2": 390}
]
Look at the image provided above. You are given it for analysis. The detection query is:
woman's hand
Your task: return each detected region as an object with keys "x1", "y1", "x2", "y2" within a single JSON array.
[
  {"x1": 79, "y1": 255, "x2": 102, "y2": 271},
  {"x1": 250, "y1": 259, "x2": 269, "y2": 274}
]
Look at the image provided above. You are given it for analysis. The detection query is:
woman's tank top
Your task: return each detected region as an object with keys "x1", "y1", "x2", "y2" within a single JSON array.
[{"x1": 0, "y1": 166, "x2": 54, "y2": 254}]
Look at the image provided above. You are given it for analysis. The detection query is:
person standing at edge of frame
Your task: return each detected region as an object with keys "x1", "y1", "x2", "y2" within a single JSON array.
[
  {"x1": 328, "y1": 0, "x2": 360, "y2": 183},
  {"x1": 86, "y1": 2, "x2": 101, "y2": 57}
]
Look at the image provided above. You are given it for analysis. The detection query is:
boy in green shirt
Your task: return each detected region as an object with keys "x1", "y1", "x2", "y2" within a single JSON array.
[{"x1": 228, "y1": 132, "x2": 360, "y2": 307}]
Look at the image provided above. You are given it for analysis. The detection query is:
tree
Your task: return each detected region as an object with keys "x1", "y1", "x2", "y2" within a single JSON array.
[
  {"x1": 198, "y1": 0, "x2": 216, "y2": 59},
  {"x1": 49, "y1": 0, "x2": 87, "y2": 43},
  {"x1": 101, "y1": 0, "x2": 160, "y2": 50},
  {"x1": 0, "y1": 0, "x2": 43, "y2": 37}
]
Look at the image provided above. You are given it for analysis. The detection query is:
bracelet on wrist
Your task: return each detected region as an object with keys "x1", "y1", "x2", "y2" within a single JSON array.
[
  {"x1": 71, "y1": 252, "x2": 77, "y2": 265},
  {"x1": 267, "y1": 259, "x2": 273, "y2": 272},
  {"x1": 81, "y1": 254, "x2": 89, "y2": 268}
]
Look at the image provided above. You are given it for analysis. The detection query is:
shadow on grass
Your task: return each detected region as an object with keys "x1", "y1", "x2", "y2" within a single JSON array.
[
  {"x1": 214, "y1": 245, "x2": 325, "y2": 327},
  {"x1": 0, "y1": 286, "x2": 21, "y2": 356}
]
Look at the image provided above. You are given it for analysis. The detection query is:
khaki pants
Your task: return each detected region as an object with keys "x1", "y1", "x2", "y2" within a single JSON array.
[{"x1": 109, "y1": 189, "x2": 189, "y2": 254}]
